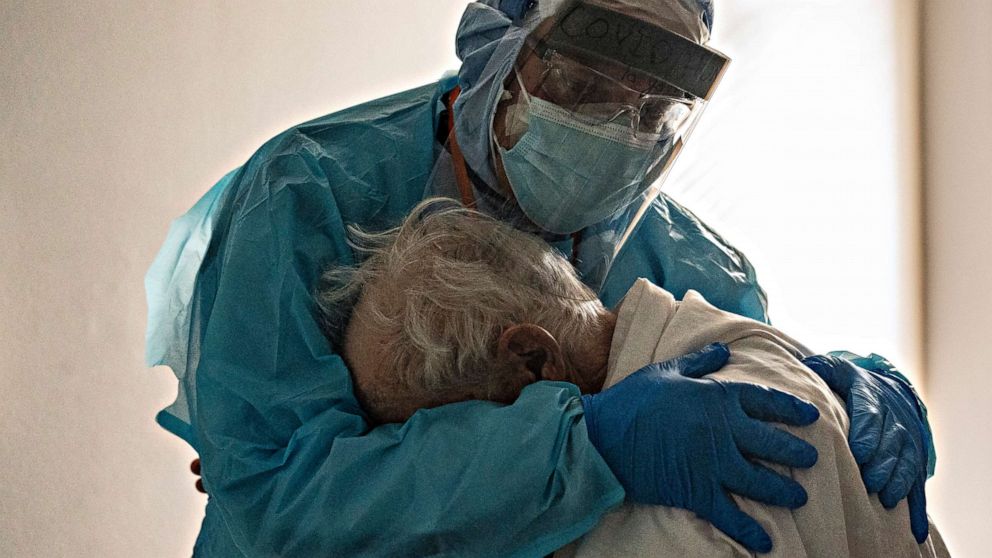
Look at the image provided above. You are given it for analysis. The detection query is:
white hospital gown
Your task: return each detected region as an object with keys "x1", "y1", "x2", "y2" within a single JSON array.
[{"x1": 556, "y1": 279, "x2": 949, "y2": 558}]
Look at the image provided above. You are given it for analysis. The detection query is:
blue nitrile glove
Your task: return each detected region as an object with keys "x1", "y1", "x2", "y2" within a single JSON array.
[
  {"x1": 802, "y1": 354, "x2": 930, "y2": 543},
  {"x1": 581, "y1": 343, "x2": 820, "y2": 554}
]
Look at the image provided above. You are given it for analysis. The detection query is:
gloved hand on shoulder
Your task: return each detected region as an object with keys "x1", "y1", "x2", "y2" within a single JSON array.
[
  {"x1": 803, "y1": 353, "x2": 931, "y2": 543},
  {"x1": 582, "y1": 343, "x2": 820, "y2": 553}
]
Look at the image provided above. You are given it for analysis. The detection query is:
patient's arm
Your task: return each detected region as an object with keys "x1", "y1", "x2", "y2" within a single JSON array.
[{"x1": 561, "y1": 281, "x2": 945, "y2": 558}]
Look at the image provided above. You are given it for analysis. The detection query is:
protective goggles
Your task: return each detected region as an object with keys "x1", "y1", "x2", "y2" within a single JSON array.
[{"x1": 523, "y1": 42, "x2": 697, "y2": 136}]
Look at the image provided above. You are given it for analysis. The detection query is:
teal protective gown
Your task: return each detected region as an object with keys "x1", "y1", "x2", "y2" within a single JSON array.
[{"x1": 146, "y1": 77, "x2": 770, "y2": 557}]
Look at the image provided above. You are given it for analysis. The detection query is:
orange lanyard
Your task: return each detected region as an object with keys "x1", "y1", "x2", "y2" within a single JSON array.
[
  {"x1": 442, "y1": 87, "x2": 583, "y2": 267},
  {"x1": 444, "y1": 86, "x2": 477, "y2": 210}
]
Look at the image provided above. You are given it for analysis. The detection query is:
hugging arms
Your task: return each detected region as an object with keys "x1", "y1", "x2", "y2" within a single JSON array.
[{"x1": 314, "y1": 199, "x2": 940, "y2": 554}]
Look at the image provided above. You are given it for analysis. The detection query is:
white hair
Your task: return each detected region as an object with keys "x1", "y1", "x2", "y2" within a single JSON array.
[{"x1": 316, "y1": 198, "x2": 607, "y2": 408}]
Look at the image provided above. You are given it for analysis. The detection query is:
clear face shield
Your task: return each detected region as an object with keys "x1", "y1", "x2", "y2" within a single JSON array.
[{"x1": 495, "y1": 0, "x2": 730, "y2": 247}]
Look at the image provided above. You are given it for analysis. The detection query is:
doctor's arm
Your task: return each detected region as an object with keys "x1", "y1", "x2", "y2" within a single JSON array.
[
  {"x1": 190, "y1": 157, "x2": 825, "y2": 554},
  {"x1": 195, "y1": 338, "x2": 816, "y2": 555},
  {"x1": 186, "y1": 156, "x2": 627, "y2": 556}
]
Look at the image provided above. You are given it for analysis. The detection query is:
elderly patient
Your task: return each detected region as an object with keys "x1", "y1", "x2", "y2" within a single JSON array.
[{"x1": 317, "y1": 199, "x2": 948, "y2": 558}]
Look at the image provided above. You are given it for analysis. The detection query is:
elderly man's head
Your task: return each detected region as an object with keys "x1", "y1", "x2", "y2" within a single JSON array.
[{"x1": 317, "y1": 199, "x2": 616, "y2": 423}]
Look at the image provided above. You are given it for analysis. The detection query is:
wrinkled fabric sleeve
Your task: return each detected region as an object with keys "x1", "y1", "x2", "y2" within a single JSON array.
[
  {"x1": 192, "y1": 147, "x2": 624, "y2": 557},
  {"x1": 146, "y1": 168, "x2": 240, "y2": 449}
]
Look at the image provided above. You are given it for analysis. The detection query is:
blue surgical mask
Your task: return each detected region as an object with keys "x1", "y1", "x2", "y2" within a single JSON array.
[{"x1": 495, "y1": 86, "x2": 672, "y2": 235}]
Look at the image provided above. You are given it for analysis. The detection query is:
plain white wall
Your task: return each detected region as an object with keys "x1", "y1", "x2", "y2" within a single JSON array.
[
  {"x1": 668, "y1": 0, "x2": 924, "y2": 383},
  {"x1": 5, "y1": 0, "x2": 977, "y2": 556},
  {"x1": 921, "y1": 1, "x2": 992, "y2": 556},
  {"x1": 0, "y1": 2, "x2": 463, "y2": 556}
]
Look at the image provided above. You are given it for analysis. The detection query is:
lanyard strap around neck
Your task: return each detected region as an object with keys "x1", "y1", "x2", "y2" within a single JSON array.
[{"x1": 444, "y1": 86, "x2": 477, "y2": 210}]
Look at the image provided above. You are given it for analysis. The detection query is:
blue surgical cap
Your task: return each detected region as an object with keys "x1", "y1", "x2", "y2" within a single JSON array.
[{"x1": 451, "y1": 0, "x2": 715, "y2": 190}]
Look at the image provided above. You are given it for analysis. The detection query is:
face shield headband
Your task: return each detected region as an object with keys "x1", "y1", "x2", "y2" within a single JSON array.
[{"x1": 541, "y1": 1, "x2": 730, "y2": 102}]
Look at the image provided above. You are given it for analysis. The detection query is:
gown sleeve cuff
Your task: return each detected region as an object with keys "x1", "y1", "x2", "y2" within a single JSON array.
[{"x1": 827, "y1": 350, "x2": 937, "y2": 478}]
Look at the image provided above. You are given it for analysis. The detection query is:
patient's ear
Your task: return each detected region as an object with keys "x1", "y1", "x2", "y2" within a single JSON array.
[{"x1": 496, "y1": 324, "x2": 569, "y2": 384}]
